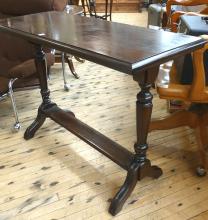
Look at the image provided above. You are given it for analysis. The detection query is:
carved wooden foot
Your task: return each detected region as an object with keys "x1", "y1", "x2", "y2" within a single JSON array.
[
  {"x1": 138, "y1": 159, "x2": 163, "y2": 180},
  {"x1": 109, "y1": 159, "x2": 162, "y2": 215},
  {"x1": 109, "y1": 161, "x2": 140, "y2": 216},
  {"x1": 24, "y1": 106, "x2": 46, "y2": 140},
  {"x1": 24, "y1": 46, "x2": 52, "y2": 140}
]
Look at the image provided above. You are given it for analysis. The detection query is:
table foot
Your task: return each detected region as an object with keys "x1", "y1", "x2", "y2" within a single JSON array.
[
  {"x1": 138, "y1": 159, "x2": 163, "y2": 180},
  {"x1": 109, "y1": 159, "x2": 162, "y2": 215},
  {"x1": 24, "y1": 107, "x2": 46, "y2": 140},
  {"x1": 109, "y1": 161, "x2": 140, "y2": 216},
  {"x1": 150, "y1": 165, "x2": 163, "y2": 179}
]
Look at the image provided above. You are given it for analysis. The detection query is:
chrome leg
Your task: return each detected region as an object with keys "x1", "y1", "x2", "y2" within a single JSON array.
[
  {"x1": 8, "y1": 78, "x2": 21, "y2": 132},
  {"x1": 0, "y1": 93, "x2": 8, "y2": 101},
  {"x1": 61, "y1": 52, "x2": 70, "y2": 91}
]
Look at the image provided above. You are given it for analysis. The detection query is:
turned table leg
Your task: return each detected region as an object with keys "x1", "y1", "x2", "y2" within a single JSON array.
[
  {"x1": 134, "y1": 72, "x2": 162, "y2": 180},
  {"x1": 109, "y1": 68, "x2": 162, "y2": 215},
  {"x1": 109, "y1": 159, "x2": 140, "y2": 215},
  {"x1": 24, "y1": 45, "x2": 56, "y2": 140}
]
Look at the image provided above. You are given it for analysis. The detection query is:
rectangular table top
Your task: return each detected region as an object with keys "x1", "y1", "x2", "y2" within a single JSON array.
[{"x1": 0, "y1": 11, "x2": 205, "y2": 74}]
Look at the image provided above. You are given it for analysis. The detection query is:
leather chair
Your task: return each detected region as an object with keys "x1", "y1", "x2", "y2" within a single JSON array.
[
  {"x1": 147, "y1": 0, "x2": 168, "y2": 28},
  {"x1": 0, "y1": 0, "x2": 67, "y2": 131}
]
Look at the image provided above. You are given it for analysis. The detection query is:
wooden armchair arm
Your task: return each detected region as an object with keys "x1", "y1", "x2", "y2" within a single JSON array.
[
  {"x1": 170, "y1": 11, "x2": 186, "y2": 32},
  {"x1": 189, "y1": 42, "x2": 208, "y2": 101},
  {"x1": 200, "y1": 6, "x2": 208, "y2": 13},
  {"x1": 166, "y1": 0, "x2": 208, "y2": 27},
  {"x1": 170, "y1": 11, "x2": 206, "y2": 32}
]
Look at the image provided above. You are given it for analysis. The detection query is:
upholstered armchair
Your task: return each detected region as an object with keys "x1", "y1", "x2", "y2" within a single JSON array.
[{"x1": 0, "y1": 0, "x2": 67, "y2": 131}]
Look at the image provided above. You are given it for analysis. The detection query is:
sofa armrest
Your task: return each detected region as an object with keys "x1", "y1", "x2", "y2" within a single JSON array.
[
  {"x1": 0, "y1": 0, "x2": 68, "y2": 16},
  {"x1": 0, "y1": 77, "x2": 10, "y2": 94},
  {"x1": 8, "y1": 59, "x2": 37, "y2": 79},
  {"x1": 8, "y1": 53, "x2": 55, "y2": 79}
]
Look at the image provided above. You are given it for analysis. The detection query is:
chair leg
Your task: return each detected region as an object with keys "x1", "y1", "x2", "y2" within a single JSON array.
[
  {"x1": 8, "y1": 78, "x2": 21, "y2": 132},
  {"x1": 201, "y1": 112, "x2": 208, "y2": 148},
  {"x1": 150, "y1": 107, "x2": 208, "y2": 176},
  {"x1": 195, "y1": 115, "x2": 208, "y2": 176},
  {"x1": 149, "y1": 110, "x2": 198, "y2": 132},
  {"x1": 61, "y1": 52, "x2": 70, "y2": 91},
  {"x1": 74, "y1": 56, "x2": 85, "y2": 63},
  {"x1": 65, "y1": 54, "x2": 80, "y2": 79}
]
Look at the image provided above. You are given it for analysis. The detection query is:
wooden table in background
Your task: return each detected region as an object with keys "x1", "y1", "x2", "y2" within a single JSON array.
[{"x1": 0, "y1": 11, "x2": 205, "y2": 215}]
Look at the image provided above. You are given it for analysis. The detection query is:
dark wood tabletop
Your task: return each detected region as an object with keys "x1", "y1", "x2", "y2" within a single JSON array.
[{"x1": 0, "y1": 11, "x2": 205, "y2": 74}]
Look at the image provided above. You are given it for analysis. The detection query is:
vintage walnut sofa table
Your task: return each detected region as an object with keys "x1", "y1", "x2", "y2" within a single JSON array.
[{"x1": 0, "y1": 12, "x2": 205, "y2": 215}]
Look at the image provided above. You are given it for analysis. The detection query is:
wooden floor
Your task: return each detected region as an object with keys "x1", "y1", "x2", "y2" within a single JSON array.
[{"x1": 1, "y1": 12, "x2": 208, "y2": 220}]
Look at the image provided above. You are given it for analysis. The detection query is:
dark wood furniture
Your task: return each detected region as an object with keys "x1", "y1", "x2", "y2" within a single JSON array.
[
  {"x1": 0, "y1": 12, "x2": 205, "y2": 215},
  {"x1": 95, "y1": 0, "x2": 142, "y2": 12},
  {"x1": 81, "y1": 0, "x2": 113, "y2": 20},
  {"x1": 73, "y1": 0, "x2": 141, "y2": 13}
]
